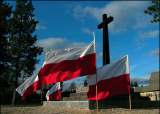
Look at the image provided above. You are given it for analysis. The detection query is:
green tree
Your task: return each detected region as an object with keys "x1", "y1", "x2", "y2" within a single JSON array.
[
  {"x1": 145, "y1": 0, "x2": 160, "y2": 23},
  {"x1": 133, "y1": 81, "x2": 138, "y2": 87},
  {"x1": 84, "y1": 79, "x2": 88, "y2": 87},
  {"x1": 131, "y1": 81, "x2": 138, "y2": 87},
  {"x1": 9, "y1": 0, "x2": 42, "y2": 105},
  {"x1": 0, "y1": 0, "x2": 11, "y2": 79}
]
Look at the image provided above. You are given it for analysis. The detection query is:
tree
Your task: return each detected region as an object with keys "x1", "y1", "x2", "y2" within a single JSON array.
[
  {"x1": 145, "y1": 0, "x2": 160, "y2": 23},
  {"x1": 84, "y1": 79, "x2": 88, "y2": 87},
  {"x1": 131, "y1": 81, "x2": 138, "y2": 87},
  {"x1": 0, "y1": 1, "x2": 12, "y2": 104},
  {"x1": 70, "y1": 82, "x2": 76, "y2": 93},
  {"x1": 133, "y1": 81, "x2": 138, "y2": 87},
  {"x1": 0, "y1": 0, "x2": 11, "y2": 80},
  {"x1": 9, "y1": 0, "x2": 42, "y2": 105}
]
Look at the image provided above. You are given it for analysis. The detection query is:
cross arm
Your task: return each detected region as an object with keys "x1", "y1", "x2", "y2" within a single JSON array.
[{"x1": 97, "y1": 16, "x2": 114, "y2": 29}]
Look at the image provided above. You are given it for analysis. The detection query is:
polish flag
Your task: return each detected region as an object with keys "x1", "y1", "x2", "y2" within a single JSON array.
[
  {"x1": 87, "y1": 55, "x2": 130, "y2": 101},
  {"x1": 38, "y1": 40, "x2": 96, "y2": 86},
  {"x1": 16, "y1": 74, "x2": 39, "y2": 99},
  {"x1": 46, "y1": 82, "x2": 61, "y2": 101}
]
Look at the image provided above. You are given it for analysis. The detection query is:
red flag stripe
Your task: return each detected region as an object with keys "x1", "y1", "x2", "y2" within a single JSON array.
[
  {"x1": 46, "y1": 82, "x2": 61, "y2": 101},
  {"x1": 87, "y1": 74, "x2": 130, "y2": 101},
  {"x1": 39, "y1": 53, "x2": 96, "y2": 85},
  {"x1": 22, "y1": 81, "x2": 39, "y2": 99},
  {"x1": 16, "y1": 74, "x2": 40, "y2": 98},
  {"x1": 87, "y1": 55, "x2": 130, "y2": 101},
  {"x1": 47, "y1": 90, "x2": 62, "y2": 101}
]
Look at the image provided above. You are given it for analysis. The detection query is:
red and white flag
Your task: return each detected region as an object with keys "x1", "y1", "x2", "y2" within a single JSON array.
[
  {"x1": 46, "y1": 82, "x2": 61, "y2": 101},
  {"x1": 38, "y1": 40, "x2": 96, "y2": 86},
  {"x1": 16, "y1": 74, "x2": 39, "y2": 99},
  {"x1": 87, "y1": 55, "x2": 130, "y2": 101}
]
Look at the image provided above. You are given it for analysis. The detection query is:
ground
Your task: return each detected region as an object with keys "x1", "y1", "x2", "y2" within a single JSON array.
[{"x1": 1, "y1": 105, "x2": 159, "y2": 114}]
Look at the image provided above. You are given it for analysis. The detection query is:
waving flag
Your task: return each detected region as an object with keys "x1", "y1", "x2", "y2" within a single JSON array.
[
  {"x1": 16, "y1": 74, "x2": 39, "y2": 99},
  {"x1": 87, "y1": 55, "x2": 130, "y2": 101},
  {"x1": 38, "y1": 40, "x2": 96, "y2": 86},
  {"x1": 46, "y1": 82, "x2": 61, "y2": 101}
]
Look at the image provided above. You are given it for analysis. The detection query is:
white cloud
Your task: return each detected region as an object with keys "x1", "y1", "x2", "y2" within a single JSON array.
[
  {"x1": 36, "y1": 24, "x2": 47, "y2": 30},
  {"x1": 71, "y1": 42, "x2": 87, "y2": 47},
  {"x1": 97, "y1": 52, "x2": 102, "y2": 59},
  {"x1": 37, "y1": 37, "x2": 87, "y2": 50},
  {"x1": 38, "y1": 37, "x2": 66, "y2": 49},
  {"x1": 130, "y1": 64, "x2": 139, "y2": 72},
  {"x1": 81, "y1": 28, "x2": 93, "y2": 35},
  {"x1": 73, "y1": 1, "x2": 150, "y2": 32},
  {"x1": 149, "y1": 48, "x2": 160, "y2": 57},
  {"x1": 135, "y1": 30, "x2": 159, "y2": 49},
  {"x1": 139, "y1": 30, "x2": 159, "y2": 39}
]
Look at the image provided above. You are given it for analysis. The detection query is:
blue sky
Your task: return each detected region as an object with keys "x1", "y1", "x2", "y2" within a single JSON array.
[{"x1": 9, "y1": 1, "x2": 159, "y2": 80}]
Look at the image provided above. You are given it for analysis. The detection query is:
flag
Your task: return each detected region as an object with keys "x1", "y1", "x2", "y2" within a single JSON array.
[
  {"x1": 16, "y1": 74, "x2": 39, "y2": 99},
  {"x1": 38, "y1": 40, "x2": 96, "y2": 86},
  {"x1": 87, "y1": 55, "x2": 130, "y2": 101},
  {"x1": 46, "y1": 79, "x2": 80, "y2": 101},
  {"x1": 46, "y1": 82, "x2": 61, "y2": 101}
]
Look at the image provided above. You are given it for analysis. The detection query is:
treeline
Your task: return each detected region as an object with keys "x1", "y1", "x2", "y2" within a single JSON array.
[{"x1": 0, "y1": 0, "x2": 42, "y2": 105}]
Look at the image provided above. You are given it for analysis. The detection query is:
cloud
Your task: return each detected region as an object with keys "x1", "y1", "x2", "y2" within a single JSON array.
[
  {"x1": 73, "y1": 1, "x2": 150, "y2": 32},
  {"x1": 36, "y1": 24, "x2": 47, "y2": 30},
  {"x1": 71, "y1": 42, "x2": 87, "y2": 47},
  {"x1": 130, "y1": 64, "x2": 139, "y2": 72},
  {"x1": 97, "y1": 52, "x2": 102, "y2": 59},
  {"x1": 135, "y1": 29, "x2": 159, "y2": 49},
  {"x1": 149, "y1": 48, "x2": 160, "y2": 57},
  {"x1": 81, "y1": 28, "x2": 93, "y2": 36},
  {"x1": 139, "y1": 30, "x2": 159, "y2": 39},
  {"x1": 38, "y1": 37, "x2": 66, "y2": 49},
  {"x1": 37, "y1": 37, "x2": 87, "y2": 50}
]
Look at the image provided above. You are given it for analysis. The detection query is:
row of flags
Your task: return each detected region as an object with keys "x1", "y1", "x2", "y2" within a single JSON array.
[
  {"x1": 16, "y1": 40, "x2": 96, "y2": 99},
  {"x1": 16, "y1": 39, "x2": 130, "y2": 101},
  {"x1": 45, "y1": 56, "x2": 130, "y2": 101}
]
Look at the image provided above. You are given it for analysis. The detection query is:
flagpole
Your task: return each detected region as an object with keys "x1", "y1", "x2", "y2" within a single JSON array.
[
  {"x1": 127, "y1": 55, "x2": 132, "y2": 110},
  {"x1": 129, "y1": 76, "x2": 132, "y2": 110},
  {"x1": 129, "y1": 93, "x2": 132, "y2": 110},
  {"x1": 95, "y1": 73, "x2": 99, "y2": 113},
  {"x1": 41, "y1": 86, "x2": 43, "y2": 105},
  {"x1": 93, "y1": 32, "x2": 99, "y2": 113}
]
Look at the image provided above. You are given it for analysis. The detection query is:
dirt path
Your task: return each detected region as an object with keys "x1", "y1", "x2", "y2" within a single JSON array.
[{"x1": 1, "y1": 105, "x2": 159, "y2": 114}]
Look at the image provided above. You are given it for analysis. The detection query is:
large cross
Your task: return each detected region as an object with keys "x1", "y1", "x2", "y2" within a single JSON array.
[{"x1": 98, "y1": 14, "x2": 113, "y2": 65}]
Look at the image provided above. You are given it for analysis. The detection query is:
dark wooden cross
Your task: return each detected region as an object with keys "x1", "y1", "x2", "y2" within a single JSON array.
[{"x1": 98, "y1": 14, "x2": 113, "y2": 65}]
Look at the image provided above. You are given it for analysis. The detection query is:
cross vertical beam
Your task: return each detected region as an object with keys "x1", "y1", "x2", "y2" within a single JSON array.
[{"x1": 98, "y1": 14, "x2": 113, "y2": 65}]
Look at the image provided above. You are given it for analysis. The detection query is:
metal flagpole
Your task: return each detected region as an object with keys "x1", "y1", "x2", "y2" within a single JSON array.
[
  {"x1": 127, "y1": 55, "x2": 132, "y2": 110},
  {"x1": 93, "y1": 32, "x2": 99, "y2": 113},
  {"x1": 41, "y1": 87, "x2": 43, "y2": 105},
  {"x1": 129, "y1": 79, "x2": 132, "y2": 110},
  {"x1": 96, "y1": 73, "x2": 99, "y2": 113},
  {"x1": 129, "y1": 93, "x2": 132, "y2": 110}
]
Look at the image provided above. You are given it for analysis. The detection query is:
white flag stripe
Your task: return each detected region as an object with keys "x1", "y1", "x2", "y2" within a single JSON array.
[
  {"x1": 16, "y1": 61, "x2": 46, "y2": 97},
  {"x1": 88, "y1": 55, "x2": 129, "y2": 85},
  {"x1": 80, "y1": 40, "x2": 95, "y2": 57},
  {"x1": 45, "y1": 41, "x2": 95, "y2": 64},
  {"x1": 46, "y1": 82, "x2": 61, "y2": 100},
  {"x1": 16, "y1": 74, "x2": 38, "y2": 96}
]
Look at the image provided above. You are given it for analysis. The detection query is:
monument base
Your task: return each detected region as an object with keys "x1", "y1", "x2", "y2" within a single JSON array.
[{"x1": 43, "y1": 101, "x2": 89, "y2": 109}]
